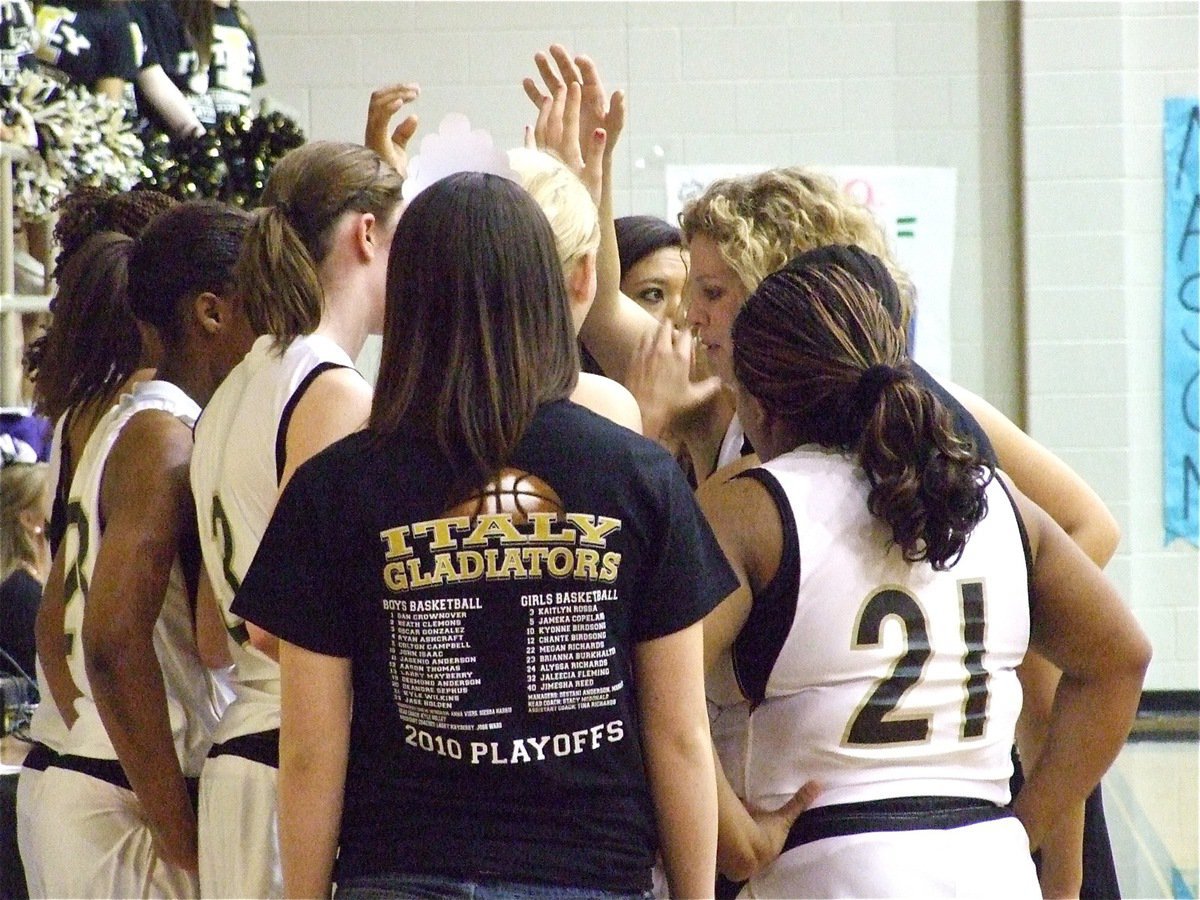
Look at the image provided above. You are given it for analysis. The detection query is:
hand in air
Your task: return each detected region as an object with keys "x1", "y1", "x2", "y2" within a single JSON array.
[
  {"x1": 522, "y1": 44, "x2": 625, "y2": 205},
  {"x1": 365, "y1": 82, "x2": 421, "y2": 178}
]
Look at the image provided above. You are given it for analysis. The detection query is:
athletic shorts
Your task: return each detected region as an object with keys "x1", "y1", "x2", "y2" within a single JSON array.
[
  {"x1": 742, "y1": 797, "x2": 1040, "y2": 899},
  {"x1": 198, "y1": 730, "x2": 280, "y2": 899}
]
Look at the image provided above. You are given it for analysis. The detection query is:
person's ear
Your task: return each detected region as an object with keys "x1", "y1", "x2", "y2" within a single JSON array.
[
  {"x1": 735, "y1": 381, "x2": 780, "y2": 454},
  {"x1": 567, "y1": 252, "x2": 597, "y2": 307},
  {"x1": 137, "y1": 320, "x2": 165, "y2": 368},
  {"x1": 193, "y1": 291, "x2": 225, "y2": 335},
  {"x1": 355, "y1": 212, "x2": 379, "y2": 262},
  {"x1": 737, "y1": 386, "x2": 768, "y2": 432}
]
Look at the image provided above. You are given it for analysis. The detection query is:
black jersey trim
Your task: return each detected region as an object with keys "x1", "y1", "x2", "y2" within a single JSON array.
[
  {"x1": 52, "y1": 754, "x2": 132, "y2": 791},
  {"x1": 21, "y1": 741, "x2": 57, "y2": 772},
  {"x1": 51, "y1": 755, "x2": 202, "y2": 811},
  {"x1": 730, "y1": 468, "x2": 801, "y2": 707},
  {"x1": 993, "y1": 474, "x2": 1034, "y2": 616},
  {"x1": 782, "y1": 796, "x2": 1011, "y2": 852},
  {"x1": 207, "y1": 727, "x2": 279, "y2": 769},
  {"x1": 275, "y1": 362, "x2": 348, "y2": 485}
]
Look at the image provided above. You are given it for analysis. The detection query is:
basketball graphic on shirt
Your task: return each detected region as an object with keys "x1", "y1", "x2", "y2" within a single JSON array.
[{"x1": 446, "y1": 468, "x2": 565, "y2": 523}]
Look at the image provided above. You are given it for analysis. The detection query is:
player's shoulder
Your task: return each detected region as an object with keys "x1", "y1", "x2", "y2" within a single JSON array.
[{"x1": 571, "y1": 373, "x2": 643, "y2": 434}]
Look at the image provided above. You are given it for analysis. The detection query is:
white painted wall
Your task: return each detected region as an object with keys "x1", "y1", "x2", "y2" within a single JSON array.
[
  {"x1": 243, "y1": 0, "x2": 1199, "y2": 690},
  {"x1": 1021, "y1": 0, "x2": 1198, "y2": 691}
]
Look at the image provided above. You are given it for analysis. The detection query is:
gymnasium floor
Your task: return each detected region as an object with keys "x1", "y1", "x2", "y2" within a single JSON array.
[{"x1": 1106, "y1": 716, "x2": 1200, "y2": 899}]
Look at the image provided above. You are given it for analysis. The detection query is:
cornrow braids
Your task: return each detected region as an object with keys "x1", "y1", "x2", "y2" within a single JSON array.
[
  {"x1": 128, "y1": 200, "x2": 252, "y2": 346},
  {"x1": 54, "y1": 187, "x2": 178, "y2": 272},
  {"x1": 733, "y1": 250, "x2": 990, "y2": 570}
]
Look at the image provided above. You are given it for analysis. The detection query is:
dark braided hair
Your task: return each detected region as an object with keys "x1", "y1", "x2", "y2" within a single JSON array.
[
  {"x1": 27, "y1": 233, "x2": 137, "y2": 421},
  {"x1": 26, "y1": 188, "x2": 178, "y2": 420},
  {"x1": 52, "y1": 187, "x2": 178, "y2": 273},
  {"x1": 732, "y1": 245, "x2": 992, "y2": 570},
  {"x1": 128, "y1": 200, "x2": 252, "y2": 345}
]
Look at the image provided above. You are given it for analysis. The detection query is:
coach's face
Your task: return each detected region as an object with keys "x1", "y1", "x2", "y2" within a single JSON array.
[{"x1": 684, "y1": 234, "x2": 747, "y2": 384}]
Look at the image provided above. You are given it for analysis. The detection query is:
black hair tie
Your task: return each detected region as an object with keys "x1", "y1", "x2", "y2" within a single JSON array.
[{"x1": 850, "y1": 363, "x2": 906, "y2": 417}]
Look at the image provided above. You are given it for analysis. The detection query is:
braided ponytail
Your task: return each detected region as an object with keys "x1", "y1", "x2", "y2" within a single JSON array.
[{"x1": 732, "y1": 246, "x2": 991, "y2": 570}]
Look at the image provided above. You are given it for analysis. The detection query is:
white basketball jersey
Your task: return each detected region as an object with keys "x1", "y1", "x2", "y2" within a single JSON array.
[
  {"x1": 27, "y1": 414, "x2": 71, "y2": 752},
  {"x1": 715, "y1": 412, "x2": 747, "y2": 472},
  {"x1": 59, "y1": 381, "x2": 220, "y2": 775},
  {"x1": 709, "y1": 446, "x2": 1030, "y2": 812},
  {"x1": 191, "y1": 333, "x2": 356, "y2": 741}
]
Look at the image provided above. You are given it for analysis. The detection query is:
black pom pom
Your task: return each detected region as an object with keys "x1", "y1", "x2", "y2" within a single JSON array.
[{"x1": 136, "y1": 105, "x2": 306, "y2": 207}]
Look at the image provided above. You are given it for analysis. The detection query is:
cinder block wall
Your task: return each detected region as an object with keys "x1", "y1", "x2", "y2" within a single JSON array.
[
  {"x1": 1021, "y1": 0, "x2": 1198, "y2": 690},
  {"x1": 244, "y1": 0, "x2": 1015, "y2": 403},
  {"x1": 244, "y1": 0, "x2": 1198, "y2": 689}
]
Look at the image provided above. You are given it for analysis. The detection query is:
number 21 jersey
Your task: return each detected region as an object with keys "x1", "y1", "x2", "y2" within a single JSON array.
[{"x1": 709, "y1": 445, "x2": 1030, "y2": 813}]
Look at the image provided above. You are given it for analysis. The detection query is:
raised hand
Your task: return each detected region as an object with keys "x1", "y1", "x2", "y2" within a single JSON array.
[
  {"x1": 364, "y1": 82, "x2": 421, "y2": 178},
  {"x1": 575, "y1": 51, "x2": 625, "y2": 157},
  {"x1": 521, "y1": 44, "x2": 623, "y2": 205}
]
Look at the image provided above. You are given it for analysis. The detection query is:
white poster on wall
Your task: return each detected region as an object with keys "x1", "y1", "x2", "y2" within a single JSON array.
[{"x1": 665, "y1": 165, "x2": 958, "y2": 382}]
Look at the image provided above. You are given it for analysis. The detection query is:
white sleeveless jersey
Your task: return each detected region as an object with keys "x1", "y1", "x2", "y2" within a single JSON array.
[
  {"x1": 59, "y1": 381, "x2": 220, "y2": 775},
  {"x1": 191, "y1": 333, "x2": 356, "y2": 741},
  {"x1": 715, "y1": 411, "x2": 746, "y2": 472},
  {"x1": 27, "y1": 414, "x2": 70, "y2": 751},
  {"x1": 709, "y1": 446, "x2": 1030, "y2": 812}
]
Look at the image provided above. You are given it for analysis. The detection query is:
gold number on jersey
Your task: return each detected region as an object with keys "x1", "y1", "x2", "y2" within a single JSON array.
[
  {"x1": 61, "y1": 499, "x2": 90, "y2": 660},
  {"x1": 844, "y1": 588, "x2": 932, "y2": 746},
  {"x1": 844, "y1": 581, "x2": 990, "y2": 747},
  {"x1": 210, "y1": 494, "x2": 251, "y2": 646}
]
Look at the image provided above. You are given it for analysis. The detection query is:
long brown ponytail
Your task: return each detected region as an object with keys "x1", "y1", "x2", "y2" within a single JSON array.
[{"x1": 234, "y1": 141, "x2": 403, "y2": 349}]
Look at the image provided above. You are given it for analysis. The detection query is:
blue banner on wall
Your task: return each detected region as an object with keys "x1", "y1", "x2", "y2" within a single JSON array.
[{"x1": 1163, "y1": 97, "x2": 1200, "y2": 547}]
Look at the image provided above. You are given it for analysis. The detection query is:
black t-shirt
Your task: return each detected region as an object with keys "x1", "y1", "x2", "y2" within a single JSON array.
[
  {"x1": 234, "y1": 400, "x2": 737, "y2": 891},
  {"x1": 125, "y1": 1, "x2": 159, "y2": 70},
  {"x1": 0, "y1": 568, "x2": 40, "y2": 680},
  {"x1": 33, "y1": 1, "x2": 136, "y2": 87},
  {"x1": 1, "y1": 0, "x2": 36, "y2": 88},
  {"x1": 138, "y1": 0, "x2": 261, "y2": 125}
]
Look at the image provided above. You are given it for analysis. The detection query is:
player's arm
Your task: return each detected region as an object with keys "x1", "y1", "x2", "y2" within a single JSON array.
[
  {"x1": 520, "y1": 45, "x2": 659, "y2": 383},
  {"x1": 278, "y1": 640, "x2": 350, "y2": 899},
  {"x1": 634, "y1": 621, "x2": 718, "y2": 899},
  {"x1": 1016, "y1": 653, "x2": 1085, "y2": 897},
  {"x1": 195, "y1": 562, "x2": 233, "y2": 670},
  {"x1": 696, "y1": 475, "x2": 815, "y2": 879},
  {"x1": 84, "y1": 411, "x2": 200, "y2": 872},
  {"x1": 571, "y1": 372, "x2": 643, "y2": 433},
  {"x1": 35, "y1": 538, "x2": 79, "y2": 727},
  {"x1": 279, "y1": 367, "x2": 372, "y2": 492},
  {"x1": 948, "y1": 382, "x2": 1120, "y2": 566},
  {"x1": 1003, "y1": 474, "x2": 1150, "y2": 852},
  {"x1": 948, "y1": 382, "x2": 1121, "y2": 896}
]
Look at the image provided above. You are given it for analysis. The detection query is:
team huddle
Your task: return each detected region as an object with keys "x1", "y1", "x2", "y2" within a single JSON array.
[{"x1": 14, "y1": 44, "x2": 1150, "y2": 900}]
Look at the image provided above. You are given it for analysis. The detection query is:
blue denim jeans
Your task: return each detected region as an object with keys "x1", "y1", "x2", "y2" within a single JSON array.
[{"x1": 335, "y1": 872, "x2": 654, "y2": 900}]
